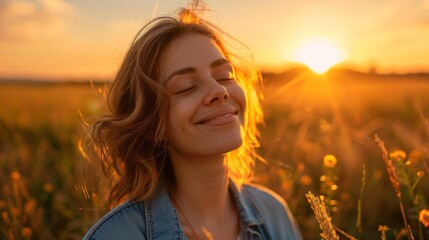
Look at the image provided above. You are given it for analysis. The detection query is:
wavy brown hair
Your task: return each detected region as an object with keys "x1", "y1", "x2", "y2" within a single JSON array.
[{"x1": 81, "y1": 7, "x2": 264, "y2": 207}]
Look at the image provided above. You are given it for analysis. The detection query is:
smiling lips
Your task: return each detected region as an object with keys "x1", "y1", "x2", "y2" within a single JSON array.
[{"x1": 196, "y1": 108, "x2": 239, "y2": 126}]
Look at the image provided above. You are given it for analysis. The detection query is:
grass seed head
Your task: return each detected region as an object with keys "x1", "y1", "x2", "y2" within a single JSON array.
[{"x1": 305, "y1": 191, "x2": 339, "y2": 240}]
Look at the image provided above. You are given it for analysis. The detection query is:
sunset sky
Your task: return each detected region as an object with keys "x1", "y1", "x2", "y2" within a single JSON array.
[{"x1": 1, "y1": 0, "x2": 429, "y2": 80}]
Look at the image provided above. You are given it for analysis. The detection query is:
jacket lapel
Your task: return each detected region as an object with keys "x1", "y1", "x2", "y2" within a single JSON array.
[{"x1": 145, "y1": 186, "x2": 186, "y2": 240}]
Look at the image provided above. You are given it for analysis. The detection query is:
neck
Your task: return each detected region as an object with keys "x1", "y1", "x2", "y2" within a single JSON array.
[
  {"x1": 169, "y1": 152, "x2": 239, "y2": 239},
  {"x1": 171, "y1": 153, "x2": 230, "y2": 217}
]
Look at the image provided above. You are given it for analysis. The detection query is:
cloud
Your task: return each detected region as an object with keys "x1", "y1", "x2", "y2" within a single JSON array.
[
  {"x1": 39, "y1": 0, "x2": 73, "y2": 14},
  {"x1": 0, "y1": 0, "x2": 74, "y2": 41}
]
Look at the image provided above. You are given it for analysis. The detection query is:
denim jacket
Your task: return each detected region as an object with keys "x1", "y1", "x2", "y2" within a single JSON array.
[{"x1": 83, "y1": 181, "x2": 302, "y2": 240}]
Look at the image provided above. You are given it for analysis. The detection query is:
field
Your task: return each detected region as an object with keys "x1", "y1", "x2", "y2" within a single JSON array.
[{"x1": 1, "y1": 68, "x2": 428, "y2": 239}]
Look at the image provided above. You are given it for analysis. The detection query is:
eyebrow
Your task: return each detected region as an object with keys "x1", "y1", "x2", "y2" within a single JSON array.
[{"x1": 164, "y1": 58, "x2": 231, "y2": 85}]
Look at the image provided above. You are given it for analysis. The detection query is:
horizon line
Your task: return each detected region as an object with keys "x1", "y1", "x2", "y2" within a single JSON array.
[{"x1": 1, "y1": 66, "x2": 429, "y2": 84}]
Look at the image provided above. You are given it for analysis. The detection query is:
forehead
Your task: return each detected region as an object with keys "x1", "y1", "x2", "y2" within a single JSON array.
[{"x1": 160, "y1": 33, "x2": 226, "y2": 79}]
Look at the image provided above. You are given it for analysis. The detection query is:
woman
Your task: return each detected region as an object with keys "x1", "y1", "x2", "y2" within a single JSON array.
[{"x1": 82, "y1": 4, "x2": 302, "y2": 240}]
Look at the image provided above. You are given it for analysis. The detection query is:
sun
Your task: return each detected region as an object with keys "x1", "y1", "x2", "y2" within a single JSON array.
[{"x1": 293, "y1": 38, "x2": 346, "y2": 74}]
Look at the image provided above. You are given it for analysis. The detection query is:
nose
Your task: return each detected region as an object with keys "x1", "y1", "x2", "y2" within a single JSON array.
[{"x1": 204, "y1": 80, "x2": 229, "y2": 105}]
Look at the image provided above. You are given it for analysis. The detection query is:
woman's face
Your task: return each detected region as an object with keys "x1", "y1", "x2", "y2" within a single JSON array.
[{"x1": 160, "y1": 33, "x2": 246, "y2": 159}]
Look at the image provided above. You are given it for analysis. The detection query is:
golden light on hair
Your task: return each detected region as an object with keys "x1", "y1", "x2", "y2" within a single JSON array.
[
  {"x1": 179, "y1": 0, "x2": 207, "y2": 24},
  {"x1": 179, "y1": 9, "x2": 201, "y2": 24}
]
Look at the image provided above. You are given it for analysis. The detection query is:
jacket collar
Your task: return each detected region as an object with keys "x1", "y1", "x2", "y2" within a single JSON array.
[
  {"x1": 144, "y1": 180, "x2": 264, "y2": 240},
  {"x1": 229, "y1": 180, "x2": 264, "y2": 227},
  {"x1": 144, "y1": 185, "x2": 186, "y2": 240}
]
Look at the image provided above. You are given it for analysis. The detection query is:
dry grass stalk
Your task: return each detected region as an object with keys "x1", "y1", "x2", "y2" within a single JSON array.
[
  {"x1": 356, "y1": 164, "x2": 366, "y2": 239},
  {"x1": 374, "y1": 135, "x2": 401, "y2": 198},
  {"x1": 407, "y1": 225, "x2": 415, "y2": 240},
  {"x1": 334, "y1": 226, "x2": 357, "y2": 240},
  {"x1": 305, "y1": 191, "x2": 339, "y2": 240},
  {"x1": 374, "y1": 135, "x2": 412, "y2": 240},
  {"x1": 396, "y1": 228, "x2": 406, "y2": 240}
]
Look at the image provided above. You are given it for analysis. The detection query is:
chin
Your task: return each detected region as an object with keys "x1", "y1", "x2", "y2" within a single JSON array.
[{"x1": 213, "y1": 136, "x2": 243, "y2": 155}]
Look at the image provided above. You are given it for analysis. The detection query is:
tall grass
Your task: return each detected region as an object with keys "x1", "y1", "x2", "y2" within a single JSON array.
[{"x1": 0, "y1": 83, "x2": 108, "y2": 239}]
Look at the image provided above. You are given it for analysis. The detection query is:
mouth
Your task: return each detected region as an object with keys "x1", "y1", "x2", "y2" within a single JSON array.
[{"x1": 195, "y1": 108, "x2": 239, "y2": 125}]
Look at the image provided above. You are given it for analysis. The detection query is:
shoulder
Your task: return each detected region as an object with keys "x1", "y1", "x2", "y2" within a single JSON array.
[
  {"x1": 83, "y1": 200, "x2": 147, "y2": 240},
  {"x1": 242, "y1": 183, "x2": 289, "y2": 213},
  {"x1": 242, "y1": 183, "x2": 303, "y2": 240}
]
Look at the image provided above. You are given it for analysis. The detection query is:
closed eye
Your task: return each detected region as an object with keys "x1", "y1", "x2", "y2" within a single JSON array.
[
  {"x1": 174, "y1": 85, "x2": 197, "y2": 95},
  {"x1": 216, "y1": 77, "x2": 236, "y2": 83}
]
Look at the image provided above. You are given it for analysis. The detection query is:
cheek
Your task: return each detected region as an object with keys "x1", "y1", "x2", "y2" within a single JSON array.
[
  {"x1": 167, "y1": 96, "x2": 199, "y2": 136},
  {"x1": 230, "y1": 84, "x2": 247, "y2": 115}
]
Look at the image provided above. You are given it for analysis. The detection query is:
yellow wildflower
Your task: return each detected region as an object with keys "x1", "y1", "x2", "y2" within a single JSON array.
[
  {"x1": 378, "y1": 225, "x2": 390, "y2": 240},
  {"x1": 323, "y1": 155, "x2": 337, "y2": 168},
  {"x1": 419, "y1": 209, "x2": 429, "y2": 227},
  {"x1": 389, "y1": 150, "x2": 406, "y2": 162}
]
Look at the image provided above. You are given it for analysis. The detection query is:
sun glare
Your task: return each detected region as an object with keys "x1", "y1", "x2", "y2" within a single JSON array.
[{"x1": 293, "y1": 38, "x2": 346, "y2": 74}]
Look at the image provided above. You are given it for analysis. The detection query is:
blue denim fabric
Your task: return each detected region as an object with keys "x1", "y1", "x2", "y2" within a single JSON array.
[{"x1": 83, "y1": 181, "x2": 302, "y2": 240}]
